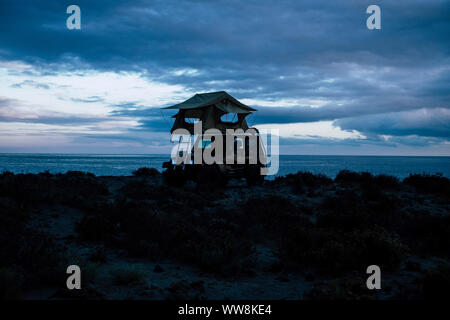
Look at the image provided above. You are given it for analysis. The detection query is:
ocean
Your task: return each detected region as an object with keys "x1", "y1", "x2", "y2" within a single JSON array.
[{"x1": 0, "y1": 153, "x2": 449, "y2": 179}]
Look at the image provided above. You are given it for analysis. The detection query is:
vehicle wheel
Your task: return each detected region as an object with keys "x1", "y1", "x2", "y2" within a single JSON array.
[{"x1": 163, "y1": 165, "x2": 186, "y2": 187}]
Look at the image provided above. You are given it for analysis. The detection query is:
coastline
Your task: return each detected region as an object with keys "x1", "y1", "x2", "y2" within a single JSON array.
[{"x1": 1, "y1": 154, "x2": 449, "y2": 179}]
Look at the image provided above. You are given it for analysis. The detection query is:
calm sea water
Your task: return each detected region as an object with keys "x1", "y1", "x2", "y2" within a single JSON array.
[{"x1": 0, "y1": 154, "x2": 448, "y2": 179}]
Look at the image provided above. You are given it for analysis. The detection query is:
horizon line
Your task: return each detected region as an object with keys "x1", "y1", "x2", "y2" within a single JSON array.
[{"x1": 0, "y1": 152, "x2": 449, "y2": 157}]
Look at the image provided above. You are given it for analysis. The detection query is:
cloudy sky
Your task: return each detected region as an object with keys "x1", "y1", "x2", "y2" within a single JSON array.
[{"x1": 0, "y1": 0, "x2": 449, "y2": 155}]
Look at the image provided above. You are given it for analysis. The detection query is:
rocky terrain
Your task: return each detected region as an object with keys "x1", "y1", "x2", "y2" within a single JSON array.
[{"x1": 0, "y1": 168, "x2": 449, "y2": 300}]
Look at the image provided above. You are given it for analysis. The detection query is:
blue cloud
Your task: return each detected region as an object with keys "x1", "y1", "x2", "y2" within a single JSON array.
[{"x1": 0, "y1": 0, "x2": 449, "y2": 153}]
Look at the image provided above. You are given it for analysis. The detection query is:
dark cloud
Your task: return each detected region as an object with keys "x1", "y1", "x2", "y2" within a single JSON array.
[
  {"x1": 109, "y1": 102, "x2": 175, "y2": 132},
  {"x1": 0, "y1": 114, "x2": 106, "y2": 125},
  {"x1": 0, "y1": 0, "x2": 449, "y2": 151},
  {"x1": 335, "y1": 107, "x2": 450, "y2": 139}
]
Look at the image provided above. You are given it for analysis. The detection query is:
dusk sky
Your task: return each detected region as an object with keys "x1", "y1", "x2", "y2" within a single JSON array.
[{"x1": 0, "y1": 0, "x2": 449, "y2": 155}]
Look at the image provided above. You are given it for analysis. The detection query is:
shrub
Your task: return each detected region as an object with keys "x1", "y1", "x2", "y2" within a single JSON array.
[
  {"x1": 335, "y1": 170, "x2": 372, "y2": 185},
  {"x1": 0, "y1": 204, "x2": 31, "y2": 269},
  {"x1": 320, "y1": 190, "x2": 401, "y2": 232},
  {"x1": 335, "y1": 170, "x2": 400, "y2": 190},
  {"x1": 0, "y1": 202, "x2": 66, "y2": 290},
  {"x1": 119, "y1": 181, "x2": 206, "y2": 212},
  {"x1": 372, "y1": 174, "x2": 400, "y2": 189},
  {"x1": 64, "y1": 170, "x2": 95, "y2": 178},
  {"x1": 88, "y1": 246, "x2": 108, "y2": 264},
  {"x1": 318, "y1": 208, "x2": 370, "y2": 232},
  {"x1": 279, "y1": 227, "x2": 408, "y2": 274},
  {"x1": 0, "y1": 170, "x2": 14, "y2": 177},
  {"x1": 132, "y1": 167, "x2": 160, "y2": 177},
  {"x1": 0, "y1": 173, "x2": 47, "y2": 206},
  {"x1": 305, "y1": 276, "x2": 378, "y2": 300},
  {"x1": 273, "y1": 171, "x2": 333, "y2": 194},
  {"x1": 240, "y1": 195, "x2": 305, "y2": 234},
  {"x1": 163, "y1": 166, "x2": 187, "y2": 187},
  {"x1": 0, "y1": 171, "x2": 109, "y2": 207},
  {"x1": 171, "y1": 226, "x2": 255, "y2": 275},
  {"x1": 75, "y1": 198, "x2": 254, "y2": 275},
  {"x1": 0, "y1": 203, "x2": 29, "y2": 232},
  {"x1": 401, "y1": 214, "x2": 450, "y2": 257},
  {"x1": 58, "y1": 172, "x2": 109, "y2": 201},
  {"x1": 109, "y1": 264, "x2": 146, "y2": 286},
  {"x1": 119, "y1": 180, "x2": 158, "y2": 200},
  {"x1": 16, "y1": 231, "x2": 67, "y2": 288},
  {"x1": 403, "y1": 173, "x2": 450, "y2": 196},
  {"x1": 76, "y1": 213, "x2": 118, "y2": 242}
]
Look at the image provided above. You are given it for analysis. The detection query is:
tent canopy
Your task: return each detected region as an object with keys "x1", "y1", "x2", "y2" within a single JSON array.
[
  {"x1": 163, "y1": 91, "x2": 256, "y2": 114},
  {"x1": 163, "y1": 91, "x2": 256, "y2": 133}
]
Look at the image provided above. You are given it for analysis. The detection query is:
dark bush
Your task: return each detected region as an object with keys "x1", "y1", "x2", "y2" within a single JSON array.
[
  {"x1": 119, "y1": 180, "x2": 206, "y2": 213},
  {"x1": 335, "y1": 170, "x2": 372, "y2": 185},
  {"x1": 64, "y1": 170, "x2": 95, "y2": 178},
  {"x1": 305, "y1": 275, "x2": 378, "y2": 300},
  {"x1": 372, "y1": 174, "x2": 401, "y2": 189},
  {"x1": 401, "y1": 214, "x2": 450, "y2": 257},
  {"x1": 335, "y1": 170, "x2": 400, "y2": 190},
  {"x1": 75, "y1": 197, "x2": 253, "y2": 275},
  {"x1": 0, "y1": 173, "x2": 47, "y2": 206},
  {"x1": 16, "y1": 231, "x2": 67, "y2": 288},
  {"x1": 0, "y1": 171, "x2": 109, "y2": 208},
  {"x1": 274, "y1": 171, "x2": 333, "y2": 194},
  {"x1": 88, "y1": 246, "x2": 108, "y2": 263},
  {"x1": 163, "y1": 166, "x2": 187, "y2": 187},
  {"x1": 280, "y1": 227, "x2": 408, "y2": 274},
  {"x1": 403, "y1": 173, "x2": 450, "y2": 196},
  {"x1": 58, "y1": 172, "x2": 109, "y2": 199},
  {"x1": 76, "y1": 213, "x2": 118, "y2": 242},
  {"x1": 0, "y1": 200, "x2": 67, "y2": 291},
  {"x1": 132, "y1": 167, "x2": 160, "y2": 177},
  {"x1": 0, "y1": 204, "x2": 30, "y2": 267},
  {"x1": 0, "y1": 170, "x2": 14, "y2": 177},
  {"x1": 174, "y1": 227, "x2": 254, "y2": 274},
  {"x1": 122, "y1": 204, "x2": 254, "y2": 274},
  {"x1": 109, "y1": 264, "x2": 146, "y2": 285},
  {"x1": 119, "y1": 180, "x2": 156, "y2": 200},
  {"x1": 320, "y1": 189, "x2": 401, "y2": 232},
  {"x1": 240, "y1": 195, "x2": 305, "y2": 234},
  {"x1": 318, "y1": 207, "x2": 370, "y2": 232},
  {"x1": 0, "y1": 203, "x2": 29, "y2": 231}
]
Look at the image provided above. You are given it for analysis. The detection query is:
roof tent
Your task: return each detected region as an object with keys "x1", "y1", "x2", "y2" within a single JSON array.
[{"x1": 163, "y1": 91, "x2": 256, "y2": 134}]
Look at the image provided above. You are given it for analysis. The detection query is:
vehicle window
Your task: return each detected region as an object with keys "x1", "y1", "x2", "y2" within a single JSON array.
[
  {"x1": 198, "y1": 139, "x2": 212, "y2": 149},
  {"x1": 184, "y1": 118, "x2": 201, "y2": 124},
  {"x1": 220, "y1": 113, "x2": 238, "y2": 124}
]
